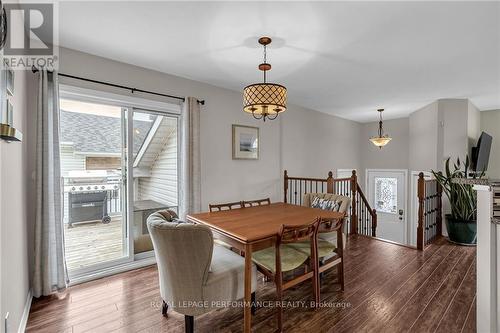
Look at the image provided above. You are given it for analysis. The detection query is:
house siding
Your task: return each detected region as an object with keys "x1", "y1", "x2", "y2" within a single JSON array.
[
  {"x1": 61, "y1": 144, "x2": 86, "y2": 177},
  {"x1": 137, "y1": 128, "x2": 178, "y2": 207},
  {"x1": 61, "y1": 144, "x2": 86, "y2": 222}
]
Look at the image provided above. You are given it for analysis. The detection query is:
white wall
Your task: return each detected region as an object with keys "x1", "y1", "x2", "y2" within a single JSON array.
[
  {"x1": 57, "y1": 47, "x2": 363, "y2": 209},
  {"x1": 359, "y1": 100, "x2": 481, "y2": 241},
  {"x1": 438, "y1": 99, "x2": 470, "y2": 167},
  {"x1": 467, "y1": 100, "x2": 481, "y2": 154},
  {"x1": 0, "y1": 69, "x2": 31, "y2": 333},
  {"x1": 10, "y1": 47, "x2": 488, "y2": 331},
  {"x1": 361, "y1": 117, "x2": 410, "y2": 172},
  {"x1": 58, "y1": 47, "x2": 282, "y2": 209},
  {"x1": 480, "y1": 110, "x2": 500, "y2": 178},
  {"x1": 281, "y1": 106, "x2": 362, "y2": 180},
  {"x1": 409, "y1": 101, "x2": 440, "y2": 172}
]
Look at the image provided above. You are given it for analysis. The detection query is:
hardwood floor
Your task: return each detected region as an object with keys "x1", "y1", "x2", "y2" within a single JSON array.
[{"x1": 26, "y1": 235, "x2": 476, "y2": 333}]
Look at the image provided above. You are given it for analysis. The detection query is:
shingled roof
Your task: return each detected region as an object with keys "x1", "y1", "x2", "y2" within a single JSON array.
[{"x1": 60, "y1": 110, "x2": 152, "y2": 154}]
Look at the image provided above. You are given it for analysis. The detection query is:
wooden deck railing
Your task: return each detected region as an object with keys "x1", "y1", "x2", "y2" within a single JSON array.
[
  {"x1": 417, "y1": 172, "x2": 443, "y2": 250},
  {"x1": 283, "y1": 170, "x2": 377, "y2": 237}
]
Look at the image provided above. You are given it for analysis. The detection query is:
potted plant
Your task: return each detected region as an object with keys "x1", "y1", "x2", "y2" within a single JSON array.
[{"x1": 432, "y1": 156, "x2": 482, "y2": 245}]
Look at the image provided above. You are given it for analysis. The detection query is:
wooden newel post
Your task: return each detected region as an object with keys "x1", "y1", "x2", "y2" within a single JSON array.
[
  {"x1": 436, "y1": 181, "x2": 443, "y2": 237},
  {"x1": 417, "y1": 172, "x2": 425, "y2": 250},
  {"x1": 372, "y1": 209, "x2": 377, "y2": 237},
  {"x1": 284, "y1": 170, "x2": 288, "y2": 203},
  {"x1": 326, "y1": 171, "x2": 334, "y2": 194},
  {"x1": 351, "y1": 170, "x2": 358, "y2": 235}
]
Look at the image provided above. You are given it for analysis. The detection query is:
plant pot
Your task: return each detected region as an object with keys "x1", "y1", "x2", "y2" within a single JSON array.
[{"x1": 445, "y1": 215, "x2": 477, "y2": 245}]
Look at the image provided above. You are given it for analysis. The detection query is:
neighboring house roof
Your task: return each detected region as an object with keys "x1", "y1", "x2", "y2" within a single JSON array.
[{"x1": 60, "y1": 110, "x2": 152, "y2": 154}]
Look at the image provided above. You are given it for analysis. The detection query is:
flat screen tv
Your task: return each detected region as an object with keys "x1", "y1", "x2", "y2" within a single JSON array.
[{"x1": 472, "y1": 131, "x2": 492, "y2": 173}]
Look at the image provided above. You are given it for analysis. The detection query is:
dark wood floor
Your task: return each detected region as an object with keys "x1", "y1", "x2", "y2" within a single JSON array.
[{"x1": 26, "y1": 235, "x2": 476, "y2": 333}]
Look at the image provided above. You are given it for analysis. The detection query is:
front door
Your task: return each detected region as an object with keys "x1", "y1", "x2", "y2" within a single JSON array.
[{"x1": 366, "y1": 169, "x2": 407, "y2": 244}]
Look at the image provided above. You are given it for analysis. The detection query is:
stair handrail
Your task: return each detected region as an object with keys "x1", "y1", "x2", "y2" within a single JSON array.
[{"x1": 284, "y1": 169, "x2": 377, "y2": 237}]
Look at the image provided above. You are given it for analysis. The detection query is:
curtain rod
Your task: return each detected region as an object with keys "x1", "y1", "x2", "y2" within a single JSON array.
[{"x1": 31, "y1": 66, "x2": 205, "y2": 105}]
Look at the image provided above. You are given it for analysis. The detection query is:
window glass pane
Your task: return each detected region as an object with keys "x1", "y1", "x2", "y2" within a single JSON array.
[
  {"x1": 375, "y1": 177, "x2": 398, "y2": 214},
  {"x1": 133, "y1": 111, "x2": 178, "y2": 254},
  {"x1": 132, "y1": 112, "x2": 158, "y2": 160},
  {"x1": 59, "y1": 98, "x2": 127, "y2": 271}
]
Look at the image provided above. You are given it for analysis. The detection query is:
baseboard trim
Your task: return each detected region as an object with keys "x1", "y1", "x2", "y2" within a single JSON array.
[{"x1": 18, "y1": 288, "x2": 33, "y2": 333}]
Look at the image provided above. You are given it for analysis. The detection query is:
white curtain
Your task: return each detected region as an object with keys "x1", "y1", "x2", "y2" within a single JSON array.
[
  {"x1": 179, "y1": 97, "x2": 201, "y2": 219},
  {"x1": 32, "y1": 70, "x2": 68, "y2": 297}
]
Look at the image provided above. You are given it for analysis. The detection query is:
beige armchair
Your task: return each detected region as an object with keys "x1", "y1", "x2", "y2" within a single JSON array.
[
  {"x1": 302, "y1": 193, "x2": 351, "y2": 249},
  {"x1": 147, "y1": 211, "x2": 258, "y2": 333}
]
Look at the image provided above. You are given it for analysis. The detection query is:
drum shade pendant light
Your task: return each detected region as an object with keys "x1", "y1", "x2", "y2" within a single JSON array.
[
  {"x1": 370, "y1": 108, "x2": 392, "y2": 148},
  {"x1": 243, "y1": 37, "x2": 287, "y2": 121}
]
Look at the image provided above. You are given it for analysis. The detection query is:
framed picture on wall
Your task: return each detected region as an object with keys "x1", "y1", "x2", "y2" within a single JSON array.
[{"x1": 232, "y1": 124, "x2": 259, "y2": 160}]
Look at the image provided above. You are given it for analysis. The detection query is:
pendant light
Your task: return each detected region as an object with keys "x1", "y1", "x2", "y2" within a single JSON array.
[
  {"x1": 369, "y1": 108, "x2": 392, "y2": 148},
  {"x1": 243, "y1": 37, "x2": 287, "y2": 121}
]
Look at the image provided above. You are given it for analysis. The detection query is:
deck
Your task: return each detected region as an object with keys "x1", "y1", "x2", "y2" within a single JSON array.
[
  {"x1": 64, "y1": 217, "x2": 124, "y2": 271},
  {"x1": 27, "y1": 235, "x2": 476, "y2": 332}
]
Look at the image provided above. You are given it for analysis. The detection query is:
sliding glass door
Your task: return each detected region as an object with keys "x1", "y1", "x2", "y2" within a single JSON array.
[
  {"x1": 59, "y1": 85, "x2": 181, "y2": 279},
  {"x1": 60, "y1": 98, "x2": 129, "y2": 273},
  {"x1": 131, "y1": 109, "x2": 179, "y2": 258}
]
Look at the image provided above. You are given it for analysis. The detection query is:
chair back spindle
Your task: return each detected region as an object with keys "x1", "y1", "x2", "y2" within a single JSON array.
[
  {"x1": 209, "y1": 201, "x2": 243, "y2": 212},
  {"x1": 242, "y1": 198, "x2": 271, "y2": 207}
]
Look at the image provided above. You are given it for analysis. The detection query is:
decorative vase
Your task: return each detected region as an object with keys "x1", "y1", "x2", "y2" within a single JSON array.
[{"x1": 445, "y1": 214, "x2": 477, "y2": 245}]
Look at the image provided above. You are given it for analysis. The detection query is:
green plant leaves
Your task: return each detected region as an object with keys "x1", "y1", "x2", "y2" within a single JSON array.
[{"x1": 431, "y1": 155, "x2": 479, "y2": 221}]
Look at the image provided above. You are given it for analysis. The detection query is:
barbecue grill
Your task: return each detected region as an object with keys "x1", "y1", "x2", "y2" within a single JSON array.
[
  {"x1": 68, "y1": 191, "x2": 110, "y2": 226},
  {"x1": 64, "y1": 170, "x2": 121, "y2": 227}
]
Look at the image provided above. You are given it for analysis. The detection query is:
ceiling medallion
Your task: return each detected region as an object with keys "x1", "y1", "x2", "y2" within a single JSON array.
[
  {"x1": 369, "y1": 108, "x2": 392, "y2": 148},
  {"x1": 243, "y1": 37, "x2": 287, "y2": 121}
]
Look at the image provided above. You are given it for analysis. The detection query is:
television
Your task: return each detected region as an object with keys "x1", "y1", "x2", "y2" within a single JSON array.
[{"x1": 471, "y1": 131, "x2": 492, "y2": 173}]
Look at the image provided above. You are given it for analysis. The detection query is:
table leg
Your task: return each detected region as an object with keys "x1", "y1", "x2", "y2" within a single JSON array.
[{"x1": 244, "y1": 243, "x2": 252, "y2": 333}]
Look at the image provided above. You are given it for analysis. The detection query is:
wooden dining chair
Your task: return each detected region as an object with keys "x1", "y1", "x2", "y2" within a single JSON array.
[
  {"x1": 289, "y1": 217, "x2": 345, "y2": 298},
  {"x1": 208, "y1": 201, "x2": 244, "y2": 254},
  {"x1": 208, "y1": 201, "x2": 243, "y2": 212},
  {"x1": 252, "y1": 220, "x2": 320, "y2": 332},
  {"x1": 242, "y1": 197, "x2": 271, "y2": 207}
]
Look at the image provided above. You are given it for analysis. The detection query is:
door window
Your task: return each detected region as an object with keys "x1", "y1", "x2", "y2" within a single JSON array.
[{"x1": 374, "y1": 177, "x2": 398, "y2": 214}]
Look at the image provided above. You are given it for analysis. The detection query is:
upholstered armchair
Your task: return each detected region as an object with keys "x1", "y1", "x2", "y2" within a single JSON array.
[
  {"x1": 302, "y1": 193, "x2": 351, "y2": 249},
  {"x1": 147, "y1": 211, "x2": 258, "y2": 333}
]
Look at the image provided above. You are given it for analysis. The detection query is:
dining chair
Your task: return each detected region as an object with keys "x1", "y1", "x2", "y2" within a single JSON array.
[
  {"x1": 208, "y1": 201, "x2": 244, "y2": 212},
  {"x1": 147, "y1": 211, "x2": 258, "y2": 333},
  {"x1": 209, "y1": 201, "x2": 245, "y2": 254},
  {"x1": 242, "y1": 197, "x2": 271, "y2": 207},
  {"x1": 302, "y1": 193, "x2": 350, "y2": 249},
  {"x1": 289, "y1": 217, "x2": 345, "y2": 297},
  {"x1": 252, "y1": 220, "x2": 320, "y2": 332}
]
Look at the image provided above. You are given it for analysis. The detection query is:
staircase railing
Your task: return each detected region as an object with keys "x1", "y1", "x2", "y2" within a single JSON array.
[
  {"x1": 355, "y1": 183, "x2": 378, "y2": 237},
  {"x1": 417, "y1": 172, "x2": 443, "y2": 250},
  {"x1": 283, "y1": 170, "x2": 377, "y2": 237}
]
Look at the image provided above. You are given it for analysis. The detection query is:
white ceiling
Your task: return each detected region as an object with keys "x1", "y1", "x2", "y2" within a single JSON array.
[{"x1": 57, "y1": 1, "x2": 500, "y2": 122}]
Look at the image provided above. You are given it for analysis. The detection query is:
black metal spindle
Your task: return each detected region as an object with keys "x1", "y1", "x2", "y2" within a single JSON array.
[{"x1": 292, "y1": 180, "x2": 295, "y2": 205}]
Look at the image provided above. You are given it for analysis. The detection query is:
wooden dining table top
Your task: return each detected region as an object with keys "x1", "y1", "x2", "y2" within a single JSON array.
[{"x1": 186, "y1": 202, "x2": 345, "y2": 243}]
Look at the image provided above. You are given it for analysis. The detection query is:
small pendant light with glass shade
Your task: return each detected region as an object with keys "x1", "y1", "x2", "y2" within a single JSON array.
[
  {"x1": 369, "y1": 108, "x2": 392, "y2": 148},
  {"x1": 243, "y1": 37, "x2": 287, "y2": 122}
]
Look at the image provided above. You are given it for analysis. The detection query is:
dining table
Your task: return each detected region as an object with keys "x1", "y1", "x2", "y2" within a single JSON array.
[{"x1": 186, "y1": 202, "x2": 345, "y2": 333}]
